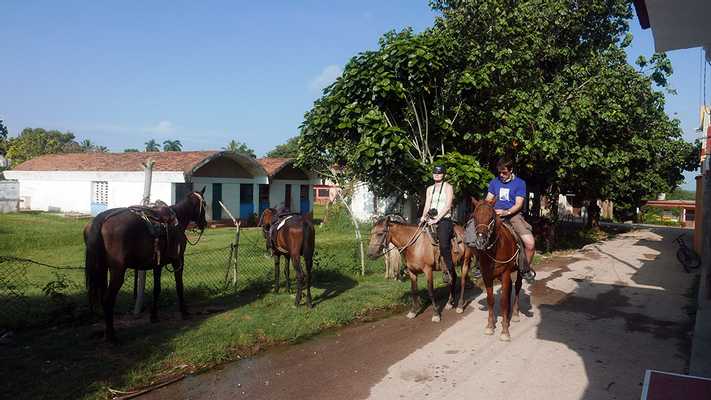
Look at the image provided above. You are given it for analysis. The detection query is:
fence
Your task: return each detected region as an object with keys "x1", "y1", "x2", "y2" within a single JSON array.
[
  {"x1": 0, "y1": 227, "x2": 301, "y2": 329},
  {"x1": 0, "y1": 180, "x2": 19, "y2": 213}
]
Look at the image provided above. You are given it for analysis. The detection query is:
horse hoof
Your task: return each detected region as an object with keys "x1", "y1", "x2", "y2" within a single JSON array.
[
  {"x1": 500, "y1": 333, "x2": 511, "y2": 342},
  {"x1": 511, "y1": 315, "x2": 520, "y2": 323},
  {"x1": 406, "y1": 311, "x2": 417, "y2": 319},
  {"x1": 456, "y1": 307, "x2": 464, "y2": 314},
  {"x1": 432, "y1": 315, "x2": 441, "y2": 323},
  {"x1": 484, "y1": 327, "x2": 494, "y2": 336},
  {"x1": 445, "y1": 303, "x2": 453, "y2": 310}
]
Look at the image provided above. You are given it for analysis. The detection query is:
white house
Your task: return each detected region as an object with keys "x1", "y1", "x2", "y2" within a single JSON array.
[{"x1": 4, "y1": 151, "x2": 319, "y2": 222}]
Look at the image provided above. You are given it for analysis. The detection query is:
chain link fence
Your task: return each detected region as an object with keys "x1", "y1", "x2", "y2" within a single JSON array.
[{"x1": 0, "y1": 226, "x2": 384, "y2": 330}]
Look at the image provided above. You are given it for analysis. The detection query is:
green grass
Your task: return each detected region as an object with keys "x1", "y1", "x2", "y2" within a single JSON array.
[{"x1": 0, "y1": 210, "x2": 411, "y2": 400}]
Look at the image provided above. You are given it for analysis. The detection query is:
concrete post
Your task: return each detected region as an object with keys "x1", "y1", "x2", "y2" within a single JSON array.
[{"x1": 134, "y1": 160, "x2": 154, "y2": 315}]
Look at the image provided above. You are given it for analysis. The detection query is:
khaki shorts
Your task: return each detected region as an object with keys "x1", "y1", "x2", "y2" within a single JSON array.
[{"x1": 507, "y1": 213, "x2": 532, "y2": 238}]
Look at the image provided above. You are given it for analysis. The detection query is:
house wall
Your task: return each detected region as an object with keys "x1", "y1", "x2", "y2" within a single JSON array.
[
  {"x1": 269, "y1": 179, "x2": 318, "y2": 214},
  {"x1": 192, "y1": 177, "x2": 267, "y2": 220},
  {"x1": 3, "y1": 171, "x2": 184, "y2": 213}
]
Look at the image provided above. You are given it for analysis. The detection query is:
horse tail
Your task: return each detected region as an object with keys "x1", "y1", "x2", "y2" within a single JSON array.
[
  {"x1": 84, "y1": 215, "x2": 108, "y2": 311},
  {"x1": 301, "y1": 217, "x2": 315, "y2": 257}
]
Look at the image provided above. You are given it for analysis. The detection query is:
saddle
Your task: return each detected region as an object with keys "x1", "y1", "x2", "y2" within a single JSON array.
[
  {"x1": 425, "y1": 223, "x2": 464, "y2": 271},
  {"x1": 268, "y1": 212, "x2": 300, "y2": 254},
  {"x1": 500, "y1": 220, "x2": 528, "y2": 270},
  {"x1": 127, "y1": 202, "x2": 180, "y2": 266}
]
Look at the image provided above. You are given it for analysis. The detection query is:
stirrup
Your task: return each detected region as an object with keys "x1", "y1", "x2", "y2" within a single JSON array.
[{"x1": 521, "y1": 269, "x2": 536, "y2": 283}]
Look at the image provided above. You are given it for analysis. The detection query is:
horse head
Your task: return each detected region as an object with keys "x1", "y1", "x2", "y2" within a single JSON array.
[
  {"x1": 467, "y1": 198, "x2": 497, "y2": 251},
  {"x1": 189, "y1": 187, "x2": 208, "y2": 230},
  {"x1": 367, "y1": 215, "x2": 406, "y2": 259},
  {"x1": 258, "y1": 207, "x2": 277, "y2": 239}
]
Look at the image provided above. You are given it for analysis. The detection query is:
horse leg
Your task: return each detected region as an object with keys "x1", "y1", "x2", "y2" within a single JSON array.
[
  {"x1": 103, "y1": 267, "x2": 126, "y2": 343},
  {"x1": 483, "y1": 275, "x2": 495, "y2": 335},
  {"x1": 425, "y1": 268, "x2": 440, "y2": 323},
  {"x1": 291, "y1": 253, "x2": 303, "y2": 307},
  {"x1": 445, "y1": 262, "x2": 458, "y2": 310},
  {"x1": 174, "y1": 260, "x2": 189, "y2": 319},
  {"x1": 151, "y1": 266, "x2": 161, "y2": 323},
  {"x1": 457, "y1": 255, "x2": 470, "y2": 313},
  {"x1": 273, "y1": 254, "x2": 280, "y2": 293},
  {"x1": 512, "y1": 270, "x2": 523, "y2": 323},
  {"x1": 305, "y1": 253, "x2": 313, "y2": 308},
  {"x1": 500, "y1": 271, "x2": 512, "y2": 342},
  {"x1": 284, "y1": 256, "x2": 291, "y2": 293},
  {"x1": 406, "y1": 269, "x2": 419, "y2": 319}
]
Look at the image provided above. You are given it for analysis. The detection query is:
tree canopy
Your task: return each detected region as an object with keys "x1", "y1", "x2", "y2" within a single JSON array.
[
  {"x1": 298, "y1": 0, "x2": 698, "y2": 219},
  {"x1": 266, "y1": 136, "x2": 300, "y2": 158},
  {"x1": 224, "y1": 140, "x2": 256, "y2": 158},
  {"x1": 145, "y1": 139, "x2": 160, "y2": 152},
  {"x1": 163, "y1": 139, "x2": 182, "y2": 152},
  {"x1": 5, "y1": 128, "x2": 82, "y2": 167}
]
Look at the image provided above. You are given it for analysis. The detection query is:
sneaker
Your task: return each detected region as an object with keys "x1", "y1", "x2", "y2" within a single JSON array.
[
  {"x1": 521, "y1": 269, "x2": 536, "y2": 283},
  {"x1": 472, "y1": 269, "x2": 482, "y2": 279}
]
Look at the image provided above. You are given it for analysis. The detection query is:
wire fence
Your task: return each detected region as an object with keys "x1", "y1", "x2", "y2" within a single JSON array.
[{"x1": 0, "y1": 225, "x2": 382, "y2": 330}]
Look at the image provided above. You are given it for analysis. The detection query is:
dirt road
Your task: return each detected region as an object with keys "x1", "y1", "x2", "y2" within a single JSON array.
[{"x1": 143, "y1": 227, "x2": 696, "y2": 400}]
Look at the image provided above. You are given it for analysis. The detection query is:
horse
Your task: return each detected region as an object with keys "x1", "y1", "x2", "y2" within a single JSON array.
[
  {"x1": 83, "y1": 188, "x2": 207, "y2": 342},
  {"x1": 465, "y1": 198, "x2": 523, "y2": 341},
  {"x1": 257, "y1": 207, "x2": 315, "y2": 308},
  {"x1": 366, "y1": 215, "x2": 474, "y2": 322}
]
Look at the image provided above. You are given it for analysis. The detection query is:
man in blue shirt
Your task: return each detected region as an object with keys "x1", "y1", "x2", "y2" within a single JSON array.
[{"x1": 485, "y1": 157, "x2": 536, "y2": 282}]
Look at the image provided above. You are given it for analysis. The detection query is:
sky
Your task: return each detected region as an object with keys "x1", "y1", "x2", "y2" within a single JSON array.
[{"x1": 1, "y1": 1, "x2": 707, "y2": 189}]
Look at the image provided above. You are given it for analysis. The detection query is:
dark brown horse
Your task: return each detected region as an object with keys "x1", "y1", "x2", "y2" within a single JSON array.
[
  {"x1": 465, "y1": 198, "x2": 523, "y2": 341},
  {"x1": 367, "y1": 215, "x2": 474, "y2": 322},
  {"x1": 84, "y1": 189, "x2": 207, "y2": 342},
  {"x1": 258, "y1": 208, "x2": 315, "y2": 308}
]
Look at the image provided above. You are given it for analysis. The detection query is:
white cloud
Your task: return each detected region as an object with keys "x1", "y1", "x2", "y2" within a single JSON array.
[
  {"x1": 148, "y1": 120, "x2": 176, "y2": 135},
  {"x1": 309, "y1": 65, "x2": 342, "y2": 92}
]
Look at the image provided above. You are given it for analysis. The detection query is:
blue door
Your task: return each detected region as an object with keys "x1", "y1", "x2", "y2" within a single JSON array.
[
  {"x1": 240, "y1": 184, "x2": 254, "y2": 219},
  {"x1": 300, "y1": 185, "x2": 310, "y2": 214}
]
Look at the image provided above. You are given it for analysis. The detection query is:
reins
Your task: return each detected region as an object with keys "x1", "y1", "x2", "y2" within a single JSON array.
[{"x1": 377, "y1": 220, "x2": 425, "y2": 257}]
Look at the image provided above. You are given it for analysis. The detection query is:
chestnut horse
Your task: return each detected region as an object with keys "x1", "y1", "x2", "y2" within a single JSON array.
[
  {"x1": 258, "y1": 208, "x2": 315, "y2": 308},
  {"x1": 465, "y1": 199, "x2": 523, "y2": 341},
  {"x1": 367, "y1": 215, "x2": 474, "y2": 322},
  {"x1": 84, "y1": 189, "x2": 207, "y2": 342}
]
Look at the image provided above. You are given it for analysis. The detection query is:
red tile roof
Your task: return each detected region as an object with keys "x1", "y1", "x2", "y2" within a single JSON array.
[
  {"x1": 257, "y1": 157, "x2": 293, "y2": 176},
  {"x1": 11, "y1": 151, "x2": 296, "y2": 177},
  {"x1": 12, "y1": 151, "x2": 219, "y2": 172}
]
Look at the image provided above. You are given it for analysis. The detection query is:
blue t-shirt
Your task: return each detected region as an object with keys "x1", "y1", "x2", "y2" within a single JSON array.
[{"x1": 488, "y1": 176, "x2": 526, "y2": 211}]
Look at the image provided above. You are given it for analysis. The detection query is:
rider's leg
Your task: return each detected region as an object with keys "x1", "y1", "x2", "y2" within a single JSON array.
[
  {"x1": 437, "y1": 219, "x2": 454, "y2": 283},
  {"x1": 510, "y1": 214, "x2": 536, "y2": 282}
]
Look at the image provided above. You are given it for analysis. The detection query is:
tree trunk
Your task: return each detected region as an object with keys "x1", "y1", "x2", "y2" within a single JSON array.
[
  {"x1": 586, "y1": 200, "x2": 601, "y2": 229},
  {"x1": 336, "y1": 190, "x2": 366, "y2": 276}
]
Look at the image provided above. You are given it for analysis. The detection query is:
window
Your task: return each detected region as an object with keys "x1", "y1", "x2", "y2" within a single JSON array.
[
  {"x1": 92, "y1": 181, "x2": 108, "y2": 205},
  {"x1": 317, "y1": 188, "x2": 330, "y2": 197}
]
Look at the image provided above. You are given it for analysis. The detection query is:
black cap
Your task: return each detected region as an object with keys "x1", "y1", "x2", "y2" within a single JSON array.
[{"x1": 432, "y1": 165, "x2": 446, "y2": 174}]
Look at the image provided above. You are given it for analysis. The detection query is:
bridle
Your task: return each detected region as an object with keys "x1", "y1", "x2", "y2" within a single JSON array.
[
  {"x1": 470, "y1": 207, "x2": 520, "y2": 264},
  {"x1": 373, "y1": 216, "x2": 424, "y2": 258},
  {"x1": 185, "y1": 192, "x2": 207, "y2": 246}
]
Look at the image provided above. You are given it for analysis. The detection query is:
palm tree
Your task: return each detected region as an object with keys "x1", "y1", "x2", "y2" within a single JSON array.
[
  {"x1": 145, "y1": 139, "x2": 160, "y2": 152},
  {"x1": 80, "y1": 139, "x2": 95, "y2": 152},
  {"x1": 163, "y1": 139, "x2": 182, "y2": 152}
]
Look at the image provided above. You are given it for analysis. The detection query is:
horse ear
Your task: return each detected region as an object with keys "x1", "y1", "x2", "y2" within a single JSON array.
[
  {"x1": 199, "y1": 186, "x2": 206, "y2": 195},
  {"x1": 485, "y1": 197, "x2": 496, "y2": 206},
  {"x1": 471, "y1": 197, "x2": 481, "y2": 208}
]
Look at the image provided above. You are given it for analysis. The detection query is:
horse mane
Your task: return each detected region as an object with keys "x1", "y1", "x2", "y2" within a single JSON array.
[{"x1": 376, "y1": 214, "x2": 408, "y2": 225}]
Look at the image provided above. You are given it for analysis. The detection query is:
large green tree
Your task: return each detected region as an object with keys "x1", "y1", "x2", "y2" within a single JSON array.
[
  {"x1": 298, "y1": 0, "x2": 697, "y2": 225},
  {"x1": 266, "y1": 136, "x2": 300, "y2": 158},
  {"x1": 6, "y1": 128, "x2": 81, "y2": 167},
  {"x1": 0, "y1": 120, "x2": 8, "y2": 155}
]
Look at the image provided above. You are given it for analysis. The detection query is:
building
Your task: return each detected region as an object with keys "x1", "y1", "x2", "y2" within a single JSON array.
[{"x1": 3, "y1": 151, "x2": 319, "y2": 221}]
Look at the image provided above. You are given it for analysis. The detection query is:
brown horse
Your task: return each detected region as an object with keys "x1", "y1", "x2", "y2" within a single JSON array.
[
  {"x1": 367, "y1": 215, "x2": 474, "y2": 322},
  {"x1": 465, "y1": 198, "x2": 523, "y2": 341},
  {"x1": 258, "y1": 208, "x2": 315, "y2": 308},
  {"x1": 84, "y1": 189, "x2": 207, "y2": 342}
]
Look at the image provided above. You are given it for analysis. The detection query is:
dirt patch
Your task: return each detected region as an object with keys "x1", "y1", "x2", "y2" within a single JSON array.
[{"x1": 141, "y1": 304, "x2": 469, "y2": 400}]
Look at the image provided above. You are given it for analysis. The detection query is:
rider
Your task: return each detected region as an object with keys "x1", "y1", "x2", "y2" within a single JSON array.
[
  {"x1": 485, "y1": 157, "x2": 536, "y2": 283},
  {"x1": 420, "y1": 165, "x2": 455, "y2": 283}
]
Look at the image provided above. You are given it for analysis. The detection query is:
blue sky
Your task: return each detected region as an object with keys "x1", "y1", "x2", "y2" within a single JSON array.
[{"x1": 1, "y1": 2, "x2": 706, "y2": 189}]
